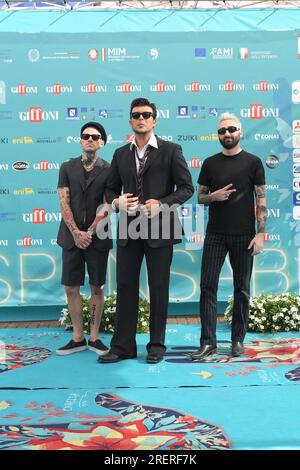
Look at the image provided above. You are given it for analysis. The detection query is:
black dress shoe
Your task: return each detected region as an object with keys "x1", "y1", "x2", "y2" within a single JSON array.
[
  {"x1": 98, "y1": 351, "x2": 136, "y2": 363},
  {"x1": 146, "y1": 353, "x2": 163, "y2": 364},
  {"x1": 231, "y1": 341, "x2": 244, "y2": 357},
  {"x1": 190, "y1": 344, "x2": 217, "y2": 361}
]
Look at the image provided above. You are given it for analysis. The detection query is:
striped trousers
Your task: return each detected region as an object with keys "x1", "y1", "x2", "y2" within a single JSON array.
[{"x1": 200, "y1": 232, "x2": 254, "y2": 346}]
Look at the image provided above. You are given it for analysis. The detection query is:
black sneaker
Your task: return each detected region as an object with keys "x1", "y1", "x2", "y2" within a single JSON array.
[
  {"x1": 56, "y1": 338, "x2": 87, "y2": 356},
  {"x1": 88, "y1": 339, "x2": 109, "y2": 356}
]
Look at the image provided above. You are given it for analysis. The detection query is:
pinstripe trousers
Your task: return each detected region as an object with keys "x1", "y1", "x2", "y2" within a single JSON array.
[{"x1": 200, "y1": 232, "x2": 254, "y2": 346}]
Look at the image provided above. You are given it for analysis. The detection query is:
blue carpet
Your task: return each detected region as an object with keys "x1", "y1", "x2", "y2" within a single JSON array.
[{"x1": 0, "y1": 324, "x2": 300, "y2": 449}]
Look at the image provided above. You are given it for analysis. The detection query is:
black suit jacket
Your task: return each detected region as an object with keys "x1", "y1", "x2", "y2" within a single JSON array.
[
  {"x1": 57, "y1": 156, "x2": 113, "y2": 251},
  {"x1": 105, "y1": 137, "x2": 194, "y2": 247}
]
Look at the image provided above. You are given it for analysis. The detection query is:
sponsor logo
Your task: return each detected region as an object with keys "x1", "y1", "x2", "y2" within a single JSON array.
[
  {"x1": 41, "y1": 51, "x2": 80, "y2": 61},
  {"x1": 13, "y1": 188, "x2": 35, "y2": 196},
  {"x1": 0, "y1": 137, "x2": 8, "y2": 144},
  {"x1": 11, "y1": 84, "x2": 38, "y2": 94},
  {"x1": 293, "y1": 178, "x2": 300, "y2": 190},
  {"x1": 66, "y1": 136, "x2": 81, "y2": 144},
  {"x1": 184, "y1": 82, "x2": 211, "y2": 92},
  {"x1": 157, "y1": 109, "x2": 170, "y2": 119},
  {"x1": 157, "y1": 135, "x2": 173, "y2": 142},
  {"x1": 37, "y1": 188, "x2": 57, "y2": 195},
  {"x1": 46, "y1": 84, "x2": 73, "y2": 94},
  {"x1": 177, "y1": 135, "x2": 198, "y2": 142},
  {"x1": 266, "y1": 155, "x2": 279, "y2": 169},
  {"x1": 293, "y1": 206, "x2": 300, "y2": 220},
  {"x1": 66, "y1": 107, "x2": 96, "y2": 121},
  {"x1": 180, "y1": 207, "x2": 192, "y2": 218},
  {"x1": 252, "y1": 81, "x2": 279, "y2": 91},
  {"x1": 199, "y1": 133, "x2": 218, "y2": 142},
  {"x1": 294, "y1": 164, "x2": 300, "y2": 176},
  {"x1": 240, "y1": 105, "x2": 279, "y2": 119},
  {"x1": 0, "y1": 188, "x2": 9, "y2": 195},
  {"x1": 293, "y1": 149, "x2": 300, "y2": 162},
  {"x1": 292, "y1": 81, "x2": 300, "y2": 104},
  {"x1": 219, "y1": 82, "x2": 245, "y2": 92},
  {"x1": 81, "y1": 83, "x2": 108, "y2": 94},
  {"x1": 264, "y1": 232, "x2": 281, "y2": 242},
  {"x1": 101, "y1": 47, "x2": 140, "y2": 62},
  {"x1": 106, "y1": 134, "x2": 124, "y2": 146},
  {"x1": 177, "y1": 106, "x2": 189, "y2": 118},
  {"x1": 36, "y1": 137, "x2": 59, "y2": 144},
  {"x1": 115, "y1": 83, "x2": 142, "y2": 93},
  {"x1": 0, "y1": 80, "x2": 6, "y2": 104},
  {"x1": 88, "y1": 49, "x2": 98, "y2": 61},
  {"x1": 0, "y1": 110, "x2": 13, "y2": 120},
  {"x1": 195, "y1": 48, "x2": 206, "y2": 58},
  {"x1": 254, "y1": 133, "x2": 279, "y2": 141},
  {"x1": 22, "y1": 209, "x2": 62, "y2": 224},
  {"x1": 150, "y1": 48, "x2": 159, "y2": 60},
  {"x1": 150, "y1": 82, "x2": 176, "y2": 93},
  {"x1": 126, "y1": 134, "x2": 135, "y2": 143},
  {"x1": 208, "y1": 107, "x2": 234, "y2": 117},
  {"x1": 267, "y1": 208, "x2": 280, "y2": 218},
  {"x1": 28, "y1": 49, "x2": 40, "y2": 62},
  {"x1": 12, "y1": 136, "x2": 33, "y2": 144},
  {"x1": 188, "y1": 157, "x2": 201, "y2": 169},
  {"x1": 210, "y1": 47, "x2": 233, "y2": 59},
  {"x1": 99, "y1": 108, "x2": 124, "y2": 119},
  {"x1": 0, "y1": 49, "x2": 13, "y2": 64},
  {"x1": 239, "y1": 48, "x2": 248, "y2": 59},
  {"x1": 0, "y1": 212, "x2": 17, "y2": 221},
  {"x1": 293, "y1": 192, "x2": 300, "y2": 206},
  {"x1": 293, "y1": 120, "x2": 300, "y2": 134},
  {"x1": 186, "y1": 233, "x2": 204, "y2": 244},
  {"x1": 33, "y1": 161, "x2": 60, "y2": 171},
  {"x1": 249, "y1": 50, "x2": 278, "y2": 60},
  {"x1": 12, "y1": 161, "x2": 30, "y2": 171},
  {"x1": 293, "y1": 135, "x2": 300, "y2": 147},
  {"x1": 16, "y1": 237, "x2": 43, "y2": 247},
  {"x1": 19, "y1": 107, "x2": 59, "y2": 122}
]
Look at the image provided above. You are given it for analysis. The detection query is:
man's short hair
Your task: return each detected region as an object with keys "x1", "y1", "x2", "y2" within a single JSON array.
[
  {"x1": 218, "y1": 112, "x2": 242, "y2": 130},
  {"x1": 130, "y1": 98, "x2": 157, "y2": 119}
]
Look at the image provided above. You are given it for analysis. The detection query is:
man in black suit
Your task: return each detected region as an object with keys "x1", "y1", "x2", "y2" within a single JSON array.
[
  {"x1": 99, "y1": 98, "x2": 194, "y2": 364},
  {"x1": 56, "y1": 122, "x2": 112, "y2": 357}
]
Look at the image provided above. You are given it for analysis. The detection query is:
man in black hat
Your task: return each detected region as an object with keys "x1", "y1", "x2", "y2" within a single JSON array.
[{"x1": 56, "y1": 122, "x2": 113, "y2": 356}]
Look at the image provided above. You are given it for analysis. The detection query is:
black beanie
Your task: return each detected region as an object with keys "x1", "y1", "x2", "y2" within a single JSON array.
[{"x1": 80, "y1": 121, "x2": 107, "y2": 145}]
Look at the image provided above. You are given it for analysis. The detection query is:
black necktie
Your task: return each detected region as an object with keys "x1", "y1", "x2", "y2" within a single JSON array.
[{"x1": 136, "y1": 147, "x2": 149, "y2": 204}]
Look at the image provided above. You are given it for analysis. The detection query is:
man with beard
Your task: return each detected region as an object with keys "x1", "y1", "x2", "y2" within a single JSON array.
[
  {"x1": 56, "y1": 122, "x2": 112, "y2": 356},
  {"x1": 190, "y1": 113, "x2": 266, "y2": 360}
]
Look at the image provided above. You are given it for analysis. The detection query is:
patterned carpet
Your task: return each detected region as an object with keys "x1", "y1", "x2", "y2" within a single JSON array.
[{"x1": 0, "y1": 323, "x2": 300, "y2": 450}]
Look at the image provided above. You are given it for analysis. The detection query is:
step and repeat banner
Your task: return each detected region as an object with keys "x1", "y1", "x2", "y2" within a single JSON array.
[{"x1": 0, "y1": 29, "x2": 300, "y2": 307}]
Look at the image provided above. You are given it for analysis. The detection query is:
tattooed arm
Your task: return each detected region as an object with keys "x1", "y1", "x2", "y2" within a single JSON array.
[
  {"x1": 58, "y1": 187, "x2": 91, "y2": 249},
  {"x1": 198, "y1": 184, "x2": 236, "y2": 205},
  {"x1": 248, "y1": 184, "x2": 267, "y2": 256}
]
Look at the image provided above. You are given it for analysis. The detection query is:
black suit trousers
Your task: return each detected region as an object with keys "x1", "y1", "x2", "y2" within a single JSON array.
[
  {"x1": 200, "y1": 233, "x2": 254, "y2": 346},
  {"x1": 110, "y1": 239, "x2": 173, "y2": 357}
]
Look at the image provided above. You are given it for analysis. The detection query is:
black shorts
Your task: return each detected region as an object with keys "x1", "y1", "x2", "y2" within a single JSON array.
[{"x1": 61, "y1": 245, "x2": 109, "y2": 287}]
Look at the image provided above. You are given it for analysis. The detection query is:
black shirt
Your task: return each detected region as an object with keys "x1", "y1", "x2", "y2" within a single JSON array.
[{"x1": 198, "y1": 150, "x2": 265, "y2": 235}]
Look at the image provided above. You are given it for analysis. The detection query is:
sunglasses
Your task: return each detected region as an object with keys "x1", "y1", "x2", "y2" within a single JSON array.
[
  {"x1": 217, "y1": 126, "x2": 240, "y2": 135},
  {"x1": 131, "y1": 112, "x2": 154, "y2": 120},
  {"x1": 81, "y1": 133, "x2": 102, "y2": 141}
]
